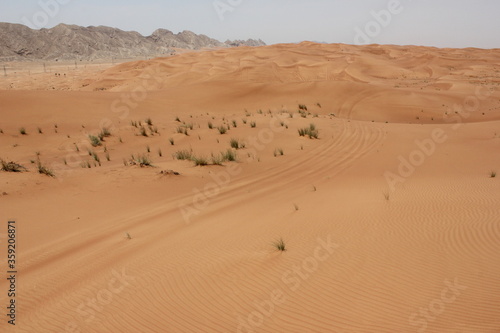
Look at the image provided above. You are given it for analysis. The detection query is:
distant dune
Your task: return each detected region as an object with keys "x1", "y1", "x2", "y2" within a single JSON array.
[{"x1": 0, "y1": 42, "x2": 499, "y2": 332}]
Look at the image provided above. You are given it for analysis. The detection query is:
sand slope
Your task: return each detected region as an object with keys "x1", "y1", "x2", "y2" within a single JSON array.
[{"x1": 1, "y1": 43, "x2": 500, "y2": 332}]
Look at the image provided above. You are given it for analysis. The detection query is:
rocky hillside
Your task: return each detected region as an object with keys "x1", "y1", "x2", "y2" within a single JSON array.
[{"x1": 0, "y1": 23, "x2": 266, "y2": 61}]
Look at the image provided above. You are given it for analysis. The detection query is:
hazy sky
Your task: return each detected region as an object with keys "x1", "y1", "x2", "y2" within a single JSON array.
[{"x1": 1, "y1": 0, "x2": 499, "y2": 48}]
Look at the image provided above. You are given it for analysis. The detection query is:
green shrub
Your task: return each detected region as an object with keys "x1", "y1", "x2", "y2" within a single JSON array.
[
  {"x1": 89, "y1": 135, "x2": 102, "y2": 147},
  {"x1": 174, "y1": 150, "x2": 192, "y2": 160},
  {"x1": 298, "y1": 124, "x2": 319, "y2": 139}
]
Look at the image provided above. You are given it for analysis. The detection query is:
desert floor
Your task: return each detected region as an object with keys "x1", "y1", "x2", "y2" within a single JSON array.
[{"x1": 1, "y1": 42, "x2": 500, "y2": 332}]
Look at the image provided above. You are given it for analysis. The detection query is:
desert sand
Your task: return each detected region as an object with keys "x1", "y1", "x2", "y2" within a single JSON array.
[{"x1": 0, "y1": 42, "x2": 500, "y2": 332}]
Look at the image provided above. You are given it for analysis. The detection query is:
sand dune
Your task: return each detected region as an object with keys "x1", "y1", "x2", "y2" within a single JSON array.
[{"x1": 0, "y1": 42, "x2": 500, "y2": 332}]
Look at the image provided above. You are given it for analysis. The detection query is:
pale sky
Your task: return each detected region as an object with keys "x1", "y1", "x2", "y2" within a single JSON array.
[{"x1": 1, "y1": 0, "x2": 499, "y2": 48}]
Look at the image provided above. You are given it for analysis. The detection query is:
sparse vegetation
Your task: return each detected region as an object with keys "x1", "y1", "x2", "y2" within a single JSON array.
[
  {"x1": 140, "y1": 126, "x2": 148, "y2": 137},
  {"x1": 299, "y1": 104, "x2": 308, "y2": 111},
  {"x1": 250, "y1": 121, "x2": 256, "y2": 128},
  {"x1": 158, "y1": 149, "x2": 162, "y2": 157},
  {"x1": 383, "y1": 191, "x2": 390, "y2": 201},
  {"x1": 208, "y1": 121, "x2": 213, "y2": 129},
  {"x1": 176, "y1": 126, "x2": 189, "y2": 136},
  {"x1": 230, "y1": 138, "x2": 245, "y2": 149},
  {"x1": 92, "y1": 152, "x2": 101, "y2": 165},
  {"x1": 192, "y1": 156, "x2": 209, "y2": 166},
  {"x1": 218, "y1": 126, "x2": 227, "y2": 134},
  {"x1": 100, "y1": 127, "x2": 111, "y2": 139},
  {"x1": 105, "y1": 152, "x2": 111, "y2": 161},
  {"x1": 36, "y1": 158, "x2": 55, "y2": 177},
  {"x1": 37, "y1": 127, "x2": 43, "y2": 134},
  {"x1": 131, "y1": 154, "x2": 153, "y2": 167},
  {"x1": 211, "y1": 154, "x2": 224, "y2": 165},
  {"x1": 293, "y1": 203, "x2": 299, "y2": 211},
  {"x1": 491, "y1": 171, "x2": 497, "y2": 178},
  {"x1": 222, "y1": 149, "x2": 237, "y2": 162},
  {"x1": 232, "y1": 120, "x2": 237, "y2": 128},
  {"x1": 173, "y1": 150, "x2": 193, "y2": 160},
  {"x1": 1, "y1": 159, "x2": 27, "y2": 172},
  {"x1": 169, "y1": 138, "x2": 174, "y2": 145},
  {"x1": 19, "y1": 127, "x2": 27, "y2": 135},
  {"x1": 274, "y1": 148, "x2": 284, "y2": 157},
  {"x1": 298, "y1": 124, "x2": 319, "y2": 139},
  {"x1": 146, "y1": 118, "x2": 153, "y2": 126},
  {"x1": 89, "y1": 134, "x2": 102, "y2": 147},
  {"x1": 272, "y1": 238, "x2": 287, "y2": 252}
]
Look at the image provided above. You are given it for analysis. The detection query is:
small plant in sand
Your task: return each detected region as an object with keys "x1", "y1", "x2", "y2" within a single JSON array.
[
  {"x1": 230, "y1": 138, "x2": 245, "y2": 150},
  {"x1": 383, "y1": 191, "x2": 390, "y2": 201},
  {"x1": 250, "y1": 121, "x2": 257, "y2": 128},
  {"x1": 99, "y1": 127, "x2": 111, "y2": 140},
  {"x1": 37, "y1": 127, "x2": 43, "y2": 134},
  {"x1": 298, "y1": 124, "x2": 319, "y2": 139},
  {"x1": 218, "y1": 126, "x2": 227, "y2": 135},
  {"x1": 89, "y1": 134, "x2": 102, "y2": 147},
  {"x1": 140, "y1": 126, "x2": 148, "y2": 137},
  {"x1": 272, "y1": 238, "x2": 287, "y2": 252},
  {"x1": 130, "y1": 154, "x2": 153, "y2": 167},
  {"x1": 169, "y1": 138, "x2": 174, "y2": 145},
  {"x1": 222, "y1": 149, "x2": 237, "y2": 162},
  {"x1": 19, "y1": 127, "x2": 27, "y2": 135},
  {"x1": 173, "y1": 150, "x2": 193, "y2": 161},
  {"x1": 232, "y1": 120, "x2": 238, "y2": 128},
  {"x1": 192, "y1": 155, "x2": 209, "y2": 166},
  {"x1": 175, "y1": 116, "x2": 181, "y2": 122},
  {"x1": 1, "y1": 159, "x2": 27, "y2": 172},
  {"x1": 36, "y1": 158, "x2": 55, "y2": 177},
  {"x1": 92, "y1": 152, "x2": 101, "y2": 165},
  {"x1": 293, "y1": 203, "x2": 299, "y2": 211},
  {"x1": 274, "y1": 148, "x2": 284, "y2": 157},
  {"x1": 158, "y1": 149, "x2": 162, "y2": 157},
  {"x1": 146, "y1": 118, "x2": 153, "y2": 126},
  {"x1": 208, "y1": 121, "x2": 214, "y2": 129},
  {"x1": 125, "y1": 232, "x2": 132, "y2": 240},
  {"x1": 298, "y1": 104, "x2": 308, "y2": 111},
  {"x1": 211, "y1": 154, "x2": 224, "y2": 166},
  {"x1": 176, "y1": 126, "x2": 189, "y2": 136},
  {"x1": 491, "y1": 171, "x2": 497, "y2": 178},
  {"x1": 105, "y1": 152, "x2": 111, "y2": 161}
]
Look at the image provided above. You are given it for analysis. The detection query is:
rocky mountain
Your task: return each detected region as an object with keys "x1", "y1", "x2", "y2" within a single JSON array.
[{"x1": 0, "y1": 23, "x2": 266, "y2": 61}]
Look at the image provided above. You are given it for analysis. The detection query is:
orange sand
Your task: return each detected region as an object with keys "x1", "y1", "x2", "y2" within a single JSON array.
[{"x1": 0, "y1": 42, "x2": 499, "y2": 332}]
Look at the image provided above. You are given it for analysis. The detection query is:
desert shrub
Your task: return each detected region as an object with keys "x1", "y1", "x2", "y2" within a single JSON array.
[
  {"x1": 0, "y1": 159, "x2": 27, "y2": 172},
  {"x1": 89, "y1": 135, "x2": 102, "y2": 147}
]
